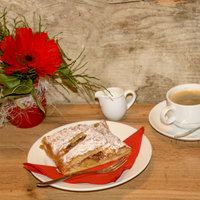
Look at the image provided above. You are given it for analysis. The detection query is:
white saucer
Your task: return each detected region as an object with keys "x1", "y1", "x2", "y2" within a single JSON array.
[{"x1": 149, "y1": 101, "x2": 200, "y2": 141}]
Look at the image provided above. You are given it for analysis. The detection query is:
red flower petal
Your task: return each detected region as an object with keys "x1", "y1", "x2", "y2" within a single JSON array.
[{"x1": 1, "y1": 28, "x2": 62, "y2": 77}]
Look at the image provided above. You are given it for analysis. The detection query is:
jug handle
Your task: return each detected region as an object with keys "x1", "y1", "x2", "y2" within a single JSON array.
[{"x1": 124, "y1": 90, "x2": 136, "y2": 109}]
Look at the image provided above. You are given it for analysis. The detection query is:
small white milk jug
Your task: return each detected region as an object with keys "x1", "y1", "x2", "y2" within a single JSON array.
[{"x1": 95, "y1": 87, "x2": 136, "y2": 121}]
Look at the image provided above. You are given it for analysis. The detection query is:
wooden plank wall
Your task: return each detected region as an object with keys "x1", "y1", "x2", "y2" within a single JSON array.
[{"x1": 1, "y1": 0, "x2": 200, "y2": 104}]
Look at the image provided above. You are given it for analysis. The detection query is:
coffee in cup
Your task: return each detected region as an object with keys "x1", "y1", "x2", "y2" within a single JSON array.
[
  {"x1": 160, "y1": 83, "x2": 200, "y2": 128},
  {"x1": 170, "y1": 90, "x2": 200, "y2": 105}
]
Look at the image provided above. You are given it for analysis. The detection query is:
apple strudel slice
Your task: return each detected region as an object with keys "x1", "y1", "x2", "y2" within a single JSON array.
[{"x1": 41, "y1": 120, "x2": 132, "y2": 176}]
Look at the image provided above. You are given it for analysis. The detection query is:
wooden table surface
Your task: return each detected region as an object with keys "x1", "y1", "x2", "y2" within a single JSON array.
[{"x1": 0, "y1": 104, "x2": 200, "y2": 200}]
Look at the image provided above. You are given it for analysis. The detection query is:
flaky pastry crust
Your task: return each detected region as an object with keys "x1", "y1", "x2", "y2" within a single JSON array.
[{"x1": 41, "y1": 120, "x2": 132, "y2": 175}]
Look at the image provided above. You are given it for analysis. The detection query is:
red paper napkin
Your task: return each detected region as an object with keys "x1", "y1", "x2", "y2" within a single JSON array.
[{"x1": 23, "y1": 126, "x2": 144, "y2": 184}]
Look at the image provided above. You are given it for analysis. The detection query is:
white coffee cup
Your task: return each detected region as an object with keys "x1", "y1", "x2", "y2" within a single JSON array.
[
  {"x1": 95, "y1": 87, "x2": 136, "y2": 121},
  {"x1": 160, "y1": 83, "x2": 200, "y2": 128}
]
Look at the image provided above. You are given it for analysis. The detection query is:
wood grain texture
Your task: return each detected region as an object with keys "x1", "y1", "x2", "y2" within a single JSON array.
[
  {"x1": 0, "y1": 0, "x2": 200, "y2": 104},
  {"x1": 0, "y1": 104, "x2": 200, "y2": 200}
]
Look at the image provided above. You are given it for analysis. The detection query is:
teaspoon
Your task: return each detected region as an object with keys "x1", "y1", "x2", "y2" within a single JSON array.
[{"x1": 174, "y1": 126, "x2": 200, "y2": 139}]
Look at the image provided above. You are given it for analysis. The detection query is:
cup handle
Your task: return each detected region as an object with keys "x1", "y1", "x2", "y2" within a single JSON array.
[
  {"x1": 124, "y1": 90, "x2": 136, "y2": 110},
  {"x1": 160, "y1": 105, "x2": 176, "y2": 125}
]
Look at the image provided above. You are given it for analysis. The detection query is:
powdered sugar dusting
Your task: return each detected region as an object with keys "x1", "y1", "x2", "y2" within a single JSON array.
[
  {"x1": 60, "y1": 121, "x2": 127, "y2": 164},
  {"x1": 44, "y1": 120, "x2": 128, "y2": 166},
  {"x1": 45, "y1": 124, "x2": 89, "y2": 154},
  {"x1": 61, "y1": 127, "x2": 107, "y2": 164},
  {"x1": 92, "y1": 121, "x2": 126, "y2": 150}
]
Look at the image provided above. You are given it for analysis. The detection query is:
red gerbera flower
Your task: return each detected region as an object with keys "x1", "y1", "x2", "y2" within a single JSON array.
[{"x1": 0, "y1": 27, "x2": 62, "y2": 77}]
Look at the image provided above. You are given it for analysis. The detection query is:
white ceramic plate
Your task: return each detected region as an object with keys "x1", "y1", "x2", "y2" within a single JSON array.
[
  {"x1": 27, "y1": 120, "x2": 152, "y2": 191},
  {"x1": 149, "y1": 101, "x2": 200, "y2": 141}
]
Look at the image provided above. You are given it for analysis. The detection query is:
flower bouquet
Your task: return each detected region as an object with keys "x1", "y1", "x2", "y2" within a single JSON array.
[{"x1": 0, "y1": 10, "x2": 103, "y2": 128}]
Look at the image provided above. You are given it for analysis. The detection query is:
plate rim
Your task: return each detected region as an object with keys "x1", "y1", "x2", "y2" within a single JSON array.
[{"x1": 27, "y1": 120, "x2": 152, "y2": 191}]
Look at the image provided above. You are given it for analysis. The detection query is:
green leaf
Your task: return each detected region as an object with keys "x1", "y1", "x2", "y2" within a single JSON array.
[
  {"x1": 61, "y1": 77, "x2": 79, "y2": 88},
  {"x1": 59, "y1": 67, "x2": 72, "y2": 76},
  {"x1": 31, "y1": 87, "x2": 45, "y2": 114},
  {"x1": 59, "y1": 67, "x2": 80, "y2": 88},
  {"x1": 0, "y1": 74, "x2": 20, "y2": 88},
  {"x1": 57, "y1": 42, "x2": 71, "y2": 61},
  {"x1": 2, "y1": 79, "x2": 33, "y2": 96},
  {"x1": 0, "y1": 94, "x2": 26, "y2": 103},
  {"x1": 15, "y1": 99, "x2": 26, "y2": 109}
]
